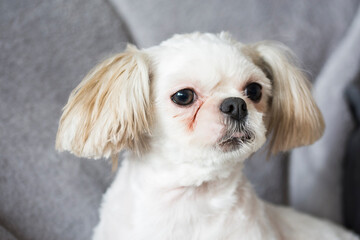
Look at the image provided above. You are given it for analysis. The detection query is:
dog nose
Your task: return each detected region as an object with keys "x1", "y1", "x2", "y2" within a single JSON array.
[{"x1": 220, "y1": 97, "x2": 247, "y2": 121}]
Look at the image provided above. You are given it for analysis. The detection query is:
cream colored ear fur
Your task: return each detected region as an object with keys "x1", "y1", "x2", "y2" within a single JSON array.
[
  {"x1": 56, "y1": 45, "x2": 151, "y2": 159},
  {"x1": 244, "y1": 42, "x2": 325, "y2": 154}
]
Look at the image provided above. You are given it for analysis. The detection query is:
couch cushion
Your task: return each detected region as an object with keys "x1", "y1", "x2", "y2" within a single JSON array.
[{"x1": 0, "y1": 0, "x2": 130, "y2": 239}]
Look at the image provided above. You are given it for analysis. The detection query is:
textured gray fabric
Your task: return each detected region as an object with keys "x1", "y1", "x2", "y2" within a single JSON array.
[
  {"x1": 108, "y1": 0, "x2": 359, "y2": 205},
  {"x1": 0, "y1": 0, "x2": 130, "y2": 239},
  {"x1": 109, "y1": 0, "x2": 359, "y2": 77},
  {"x1": 244, "y1": 147, "x2": 289, "y2": 204},
  {"x1": 0, "y1": 226, "x2": 17, "y2": 240},
  {"x1": 290, "y1": 5, "x2": 360, "y2": 224}
]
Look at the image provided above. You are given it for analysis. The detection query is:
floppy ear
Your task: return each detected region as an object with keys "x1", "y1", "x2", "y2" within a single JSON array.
[
  {"x1": 56, "y1": 45, "x2": 151, "y2": 159},
  {"x1": 244, "y1": 42, "x2": 325, "y2": 154}
]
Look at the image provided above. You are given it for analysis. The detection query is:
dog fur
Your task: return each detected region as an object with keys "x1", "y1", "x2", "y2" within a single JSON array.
[{"x1": 56, "y1": 32, "x2": 358, "y2": 240}]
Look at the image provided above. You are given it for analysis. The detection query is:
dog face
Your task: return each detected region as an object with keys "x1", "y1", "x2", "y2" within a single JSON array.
[
  {"x1": 56, "y1": 32, "x2": 324, "y2": 164},
  {"x1": 148, "y1": 34, "x2": 271, "y2": 162}
]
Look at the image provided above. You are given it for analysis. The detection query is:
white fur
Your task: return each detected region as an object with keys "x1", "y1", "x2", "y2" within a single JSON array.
[{"x1": 56, "y1": 32, "x2": 358, "y2": 240}]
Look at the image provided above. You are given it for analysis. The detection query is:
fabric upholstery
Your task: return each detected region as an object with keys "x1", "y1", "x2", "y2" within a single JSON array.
[{"x1": 290, "y1": 5, "x2": 360, "y2": 224}]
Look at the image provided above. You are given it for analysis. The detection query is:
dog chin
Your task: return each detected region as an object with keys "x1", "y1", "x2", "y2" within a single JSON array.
[{"x1": 217, "y1": 130, "x2": 254, "y2": 152}]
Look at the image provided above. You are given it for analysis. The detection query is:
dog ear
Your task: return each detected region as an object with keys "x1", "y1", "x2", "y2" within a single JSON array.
[
  {"x1": 56, "y1": 45, "x2": 151, "y2": 159},
  {"x1": 243, "y1": 42, "x2": 325, "y2": 154}
]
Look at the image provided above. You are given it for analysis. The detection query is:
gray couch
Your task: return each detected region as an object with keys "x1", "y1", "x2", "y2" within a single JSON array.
[{"x1": 1, "y1": 0, "x2": 360, "y2": 239}]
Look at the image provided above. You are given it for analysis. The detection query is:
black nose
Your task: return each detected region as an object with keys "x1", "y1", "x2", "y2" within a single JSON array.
[{"x1": 220, "y1": 97, "x2": 247, "y2": 121}]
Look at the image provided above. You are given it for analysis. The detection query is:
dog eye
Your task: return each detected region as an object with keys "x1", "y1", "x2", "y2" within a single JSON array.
[
  {"x1": 245, "y1": 83, "x2": 262, "y2": 102},
  {"x1": 171, "y1": 89, "x2": 195, "y2": 106}
]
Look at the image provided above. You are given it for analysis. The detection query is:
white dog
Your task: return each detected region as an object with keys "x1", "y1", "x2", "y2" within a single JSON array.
[{"x1": 56, "y1": 32, "x2": 359, "y2": 240}]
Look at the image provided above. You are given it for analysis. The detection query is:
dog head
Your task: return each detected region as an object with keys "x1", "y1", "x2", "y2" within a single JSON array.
[{"x1": 56, "y1": 32, "x2": 324, "y2": 164}]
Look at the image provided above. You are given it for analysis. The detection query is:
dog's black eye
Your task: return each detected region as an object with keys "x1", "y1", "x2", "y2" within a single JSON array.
[
  {"x1": 245, "y1": 83, "x2": 262, "y2": 102},
  {"x1": 171, "y1": 89, "x2": 195, "y2": 106}
]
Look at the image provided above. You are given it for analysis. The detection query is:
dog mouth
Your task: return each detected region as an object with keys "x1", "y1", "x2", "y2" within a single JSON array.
[{"x1": 218, "y1": 131, "x2": 253, "y2": 152}]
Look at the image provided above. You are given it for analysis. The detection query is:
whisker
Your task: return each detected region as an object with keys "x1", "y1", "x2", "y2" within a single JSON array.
[{"x1": 218, "y1": 116, "x2": 256, "y2": 151}]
